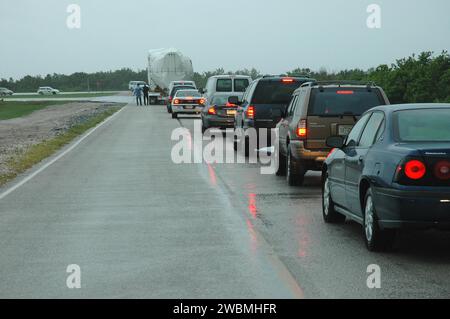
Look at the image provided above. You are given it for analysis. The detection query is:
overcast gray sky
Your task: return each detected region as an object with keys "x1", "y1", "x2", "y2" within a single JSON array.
[{"x1": 1, "y1": 0, "x2": 449, "y2": 79}]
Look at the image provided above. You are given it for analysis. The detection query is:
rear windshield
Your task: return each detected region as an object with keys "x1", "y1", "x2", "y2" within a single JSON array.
[
  {"x1": 252, "y1": 80, "x2": 303, "y2": 104},
  {"x1": 308, "y1": 88, "x2": 385, "y2": 116},
  {"x1": 176, "y1": 91, "x2": 201, "y2": 97},
  {"x1": 394, "y1": 108, "x2": 450, "y2": 142},
  {"x1": 234, "y1": 79, "x2": 249, "y2": 92},
  {"x1": 211, "y1": 95, "x2": 229, "y2": 105},
  {"x1": 170, "y1": 86, "x2": 195, "y2": 96},
  {"x1": 216, "y1": 79, "x2": 232, "y2": 92}
]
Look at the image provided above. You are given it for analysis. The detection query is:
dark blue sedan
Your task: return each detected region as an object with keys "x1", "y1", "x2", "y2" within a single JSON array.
[{"x1": 322, "y1": 104, "x2": 450, "y2": 251}]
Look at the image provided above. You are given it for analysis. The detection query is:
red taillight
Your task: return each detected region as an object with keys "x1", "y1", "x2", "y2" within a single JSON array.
[
  {"x1": 199, "y1": 98, "x2": 206, "y2": 105},
  {"x1": 281, "y1": 77, "x2": 294, "y2": 83},
  {"x1": 173, "y1": 99, "x2": 180, "y2": 105},
  {"x1": 434, "y1": 161, "x2": 450, "y2": 180},
  {"x1": 246, "y1": 105, "x2": 255, "y2": 119},
  {"x1": 207, "y1": 107, "x2": 216, "y2": 115},
  {"x1": 336, "y1": 90, "x2": 354, "y2": 95},
  {"x1": 296, "y1": 119, "x2": 307, "y2": 138},
  {"x1": 404, "y1": 160, "x2": 426, "y2": 180}
]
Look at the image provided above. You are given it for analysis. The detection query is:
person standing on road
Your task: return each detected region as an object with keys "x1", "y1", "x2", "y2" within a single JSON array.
[
  {"x1": 143, "y1": 84, "x2": 150, "y2": 106},
  {"x1": 133, "y1": 84, "x2": 143, "y2": 106}
]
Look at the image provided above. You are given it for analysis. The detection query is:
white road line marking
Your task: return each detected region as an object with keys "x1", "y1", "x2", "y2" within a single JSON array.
[{"x1": 0, "y1": 106, "x2": 126, "y2": 201}]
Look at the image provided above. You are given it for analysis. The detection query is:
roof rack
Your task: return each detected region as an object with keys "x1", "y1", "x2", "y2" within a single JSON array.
[
  {"x1": 300, "y1": 80, "x2": 377, "y2": 93},
  {"x1": 261, "y1": 74, "x2": 312, "y2": 79}
]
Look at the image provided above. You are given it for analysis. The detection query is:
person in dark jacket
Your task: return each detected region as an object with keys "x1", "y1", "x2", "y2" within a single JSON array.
[{"x1": 143, "y1": 85, "x2": 150, "y2": 105}]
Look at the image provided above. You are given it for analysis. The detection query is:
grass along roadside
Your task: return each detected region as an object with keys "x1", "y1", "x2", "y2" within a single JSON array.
[
  {"x1": 0, "y1": 106, "x2": 122, "y2": 187},
  {"x1": 7, "y1": 92, "x2": 119, "y2": 99},
  {"x1": 0, "y1": 101, "x2": 70, "y2": 120}
]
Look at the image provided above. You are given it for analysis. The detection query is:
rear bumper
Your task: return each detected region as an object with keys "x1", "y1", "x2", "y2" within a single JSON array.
[
  {"x1": 373, "y1": 186, "x2": 450, "y2": 230},
  {"x1": 203, "y1": 115, "x2": 235, "y2": 129},
  {"x1": 173, "y1": 105, "x2": 204, "y2": 114},
  {"x1": 290, "y1": 140, "x2": 329, "y2": 170}
]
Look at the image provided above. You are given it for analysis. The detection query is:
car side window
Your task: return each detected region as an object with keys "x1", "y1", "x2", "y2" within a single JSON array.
[
  {"x1": 295, "y1": 89, "x2": 306, "y2": 115},
  {"x1": 286, "y1": 95, "x2": 297, "y2": 117},
  {"x1": 345, "y1": 113, "x2": 371, "y2": 147},
  {"x1": 359, "y1": 112, "x2": 385, "y2": 147}
]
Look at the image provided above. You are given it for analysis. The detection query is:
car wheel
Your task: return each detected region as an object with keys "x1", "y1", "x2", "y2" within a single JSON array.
[
  {"x1": 276, "y1": 149, "x2": 286, "y2": 176},
  {"x1": 286, "y1": 145, "x2": 305, "y2": 186},
  {"x1": 172, "y1": 112, "x2": 178, "y2": 119},
  {"x1": 322, "y1": 173, "x2": 346, "y2": 223},
  {"x1": 363, "y1": 188, "x2": 396, "y2": 251}
]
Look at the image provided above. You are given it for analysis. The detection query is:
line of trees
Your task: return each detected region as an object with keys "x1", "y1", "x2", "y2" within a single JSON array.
[{"x1": 1, "y1": 51, "x2": 449, "y2": 104}]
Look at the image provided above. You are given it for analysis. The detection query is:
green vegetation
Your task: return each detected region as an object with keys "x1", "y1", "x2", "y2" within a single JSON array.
[
  {"x1": 0, "y1": 101, "x2": 66, "y2": 120},
  {"x1": 0, "y1": 107, "x2": 121, "y2": 186},
  {"x1": 2, "y1": 51, "x2": 449, "y2": 104},
  {"x1": 7, "y1": 92, "x2": 118, "y2": 99}
]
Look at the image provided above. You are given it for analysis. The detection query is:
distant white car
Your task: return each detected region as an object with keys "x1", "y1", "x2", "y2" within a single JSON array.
[
  {"x1": 168, "y1": 80, "x2": 197, "y2": 94},
  {"x1": 0, "y1": 87, "x2": 14, "y2": 96},
  {"x1": 129, "y1": 81, "x2": 147, "y2": 91},
  {"x1": 37, "y1": 87, "x2": 60, "y2": 95}
]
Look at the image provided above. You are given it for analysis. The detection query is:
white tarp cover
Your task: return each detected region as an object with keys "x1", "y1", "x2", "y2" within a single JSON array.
[{"x1": 148, "y1": 48, "x2": 194, "y2": 90}]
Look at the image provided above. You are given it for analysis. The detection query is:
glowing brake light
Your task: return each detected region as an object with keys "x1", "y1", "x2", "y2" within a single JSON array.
[
  {"x1": 296, "y1": 119, "x2": 307, "y2": 138},
  {"x1": 404, "y1": 160, "x2": 426, "y2": 180},
  {"x1": 336, "y1": 90, "x2": 354, "y2": 95},
  {"x1": 281, "y1": 78, "x2": 294, "y2": 83},
  {"x1": 207, "y1": 107, "x2": 216, "y2": 115},
  {"x1": 173, "y1": 99, "x2": 180, "y2": 105},
  {"x1": 246, "y1": 105, "x2": 255, "y2": 119},
  {"x1": 199, "y1": 98, "x2": 206, "y2": 105}
]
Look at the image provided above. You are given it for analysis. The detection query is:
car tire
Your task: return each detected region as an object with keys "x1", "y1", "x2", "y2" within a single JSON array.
[
  {"x1": 286, "y1": 145, "x2": 305, "y2": 186},
  {"x1": 172, "y1": 112, "x2": 178, "y2": 119},
  {"x1": 276, "y1": 149, "x2": 287, "y2": 176},
  {"x1": 322, "y1": 173, "x2": 346, "y2": 223},
  {"x1": 363, "y1": 188, "x2": 396, "y2": 252}
]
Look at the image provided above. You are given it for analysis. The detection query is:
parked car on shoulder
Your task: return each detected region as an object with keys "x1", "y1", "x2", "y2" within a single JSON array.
[
  {"x1": 171, "y1": 89, "x2": 206, "y2": 119},
  {"x1": 276, "y1": 81, "x2": 390, "y2": 186},
  {"x1": 37, "y1": 87, "x2": 60, "y2": 95},
  {"x1": 201, "y1": 93, "x2": 242, "y2": 133},
  {"x1": 322, "y1": 104, "x2": 450, "y2": 251},
  {"x1": 0, "y1": 87, "x2": 14, "y2": 96}
]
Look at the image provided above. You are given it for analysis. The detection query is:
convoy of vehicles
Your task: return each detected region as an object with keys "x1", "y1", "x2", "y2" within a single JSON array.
[{"x1": 164, "y1": 73, "x2": 449, "y2": 253}]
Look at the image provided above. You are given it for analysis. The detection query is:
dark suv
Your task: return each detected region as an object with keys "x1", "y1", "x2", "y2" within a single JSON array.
[
  {"x1": 234, "y1": 76, "x2": 312, "y2": 154},
  {"x1": 276, "y1": 81, "x2": 390, "y2": 186}
]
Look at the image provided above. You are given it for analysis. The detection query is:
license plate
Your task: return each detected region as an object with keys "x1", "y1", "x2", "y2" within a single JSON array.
[
  {"x1": 227, "y1": 110, "x2": 237, "y2": 116},
  {"x1": 338, "y1": 125, "x2": 353, "y2": 136},
  {"x1": 185, "y1": 106, "x2": 194, "y2": 109}
]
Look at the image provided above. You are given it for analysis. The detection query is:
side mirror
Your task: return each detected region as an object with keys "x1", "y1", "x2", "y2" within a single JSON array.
[
  {"x1": 228, "y1": 96, "x2": 240, "y2": 105},
  {"x1": 326, "y1": 136, "x2": 345, "y2": 149}
]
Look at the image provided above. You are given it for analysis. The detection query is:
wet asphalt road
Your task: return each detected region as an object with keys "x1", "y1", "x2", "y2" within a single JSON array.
[{"x1": 0, "y1": 98, "x2": 449, "y2": 298}]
